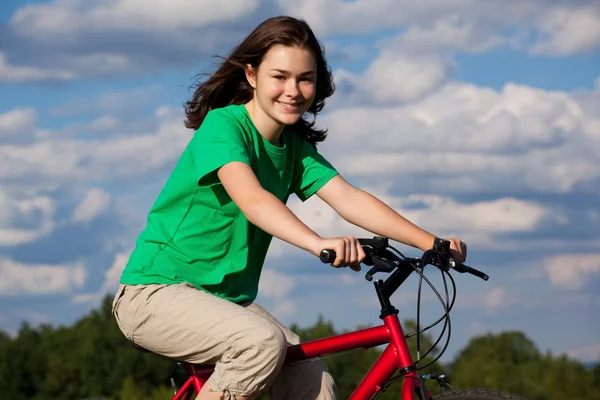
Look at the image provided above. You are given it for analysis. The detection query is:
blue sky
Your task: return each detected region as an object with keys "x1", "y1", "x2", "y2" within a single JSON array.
[{"x1": 1, "y1": 0, "x2": 599, "y2": 365}]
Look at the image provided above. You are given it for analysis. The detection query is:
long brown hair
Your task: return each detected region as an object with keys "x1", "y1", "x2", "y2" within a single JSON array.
[{"x1": 184, "y1": 16, "x2": 335, "y2": 145}]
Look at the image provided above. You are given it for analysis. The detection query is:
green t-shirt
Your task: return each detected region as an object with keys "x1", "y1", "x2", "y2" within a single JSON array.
[{"x1": 120, "y1": 104, "x2": 338, "y2": 303}]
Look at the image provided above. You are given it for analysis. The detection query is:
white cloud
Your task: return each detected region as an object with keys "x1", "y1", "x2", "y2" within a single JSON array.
[
  {"x1": 322, "y1": 41, "x2": 368, "y2": 62},
  {"x1": 380, "y1": 16, "x2": 506, "y2": 55},
  {"x1": 324, "y1": 80, "x2": 599, "y2": 194},
  {"x1": 543, "y1": 253, "x2": 600, "y2": 290},
  {"x1": 279, "y1": 0, "x2": 467, "y2": 35},
  {"x1": 67, "y1": 53, "x2": 135, "y2": 76},
  {"x1": 395, "y1": 195, "x2": 549, "y2": 236},
  {"x1": 0, "y1": 105, "x2": 190, "y2": 186},
  {"x1": 72, "y1": 250, "x2": 131, "y2": 304},
  {"x1": 0, "y1": 51, "x2": 75, "y2": 82},
  {"x1": 260, "y1": 192, "x2": 550, "y2": 263},
  {"x1": 53, "y1": 86, "x2": 163, "y2": 117},
  {"x1": 457, "y1": 286, "x2": 518, "y2": 312},
  {"x1": 286, "y1": 192, "x2": 548, "y2": 245},
  {"x1": 2, "y1": 0, "x2": 598, "y2": 83},
  {"x1": 281, "y1": 0, "x2": 600, "y2": 56},
  {"x1": 0, "y1": 257, "x2": 85, "y2": 295},
  {"x1": 328, "y1": 81, "x2": 586, "y2": 150},
  {"x1": 4, "y1": 0, "x2": 258, "y2": 82},
  {"x1": 0, "y1": 51, "x2": 140, "y2": 83},
  {"x1": 336, "y1": 52, "x2": 453, "y2": 104},
  {"x1": 259, "y1": 269, "x2": 295, "y2": 299},
  {"x1": 89, "y1": 117, "x2": 191, "y2": 178},
  {"x1": 71, "y1": 188, "x2": 112, "y2": 223},
  {"x1": 88, "y1": 116, "x2": 118, "y2": 132},
  {"x1": 532, "y1": 5, "x2": 600, "y2": 56},
  {"x1": 484, "y1": 287, "x2": 505, "y2": 309},
  {"x1": 0, "y1": 189, "x2": 55, "y2": 247},
  {"x1": 105, "y1": 252, "x2": 130, "y2": 289},
  {"x1": 269, "y1": 300, "x2": 296, "y2": 318},
  {"x1": 0, "y1": 108, "x2": 38, "y2": 135},
  {"x1": 257, "y1": 268, "x2": 297, "y2": 317},
  {"x1": 10, "y1": 0, "x2": 260, "y2": 34}
]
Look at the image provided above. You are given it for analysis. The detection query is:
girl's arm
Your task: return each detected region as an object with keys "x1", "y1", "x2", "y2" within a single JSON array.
[
  {"x1": 218, "y1": 162, "x2": 365, "y2": 269},
  {"x1": 317, "y1": 175, "x2": 466, "y2": 259}
]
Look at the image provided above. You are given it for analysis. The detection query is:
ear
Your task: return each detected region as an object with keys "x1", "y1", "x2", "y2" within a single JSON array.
[{"x1": 245, "y1": 64, "x2": 257, "y2": 89}]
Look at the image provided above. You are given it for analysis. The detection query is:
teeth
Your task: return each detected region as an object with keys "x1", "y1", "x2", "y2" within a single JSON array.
[{"x1": 279, "y1": 101, "x2": 300, "y2": 108}]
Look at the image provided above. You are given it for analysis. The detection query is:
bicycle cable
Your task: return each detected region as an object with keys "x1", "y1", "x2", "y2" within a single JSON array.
[
  {"x1": 389, "y1": 248, "x2": 457, "y2": 342},
  {"x1": 406, "y1": 256, "x2": 456, "y2": 371},
  {"x1": 379, "y1": 249, "x2": 457, "y2": 392},
  {"x1": 413, "y1": 269, "x2": 456, "y2": 363}
]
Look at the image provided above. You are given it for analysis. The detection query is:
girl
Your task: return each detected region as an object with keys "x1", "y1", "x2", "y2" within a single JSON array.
[{"x1": 112, "y1": 16, "x2": 466, "y2": 400}]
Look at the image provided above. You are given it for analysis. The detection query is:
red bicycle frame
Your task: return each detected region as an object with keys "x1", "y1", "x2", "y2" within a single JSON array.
[{"x1": 172, "y1": 313, "x2": 430, "y2": 400}]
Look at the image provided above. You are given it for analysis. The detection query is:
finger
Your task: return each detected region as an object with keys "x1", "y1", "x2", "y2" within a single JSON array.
[
  {"x1": 451, "y1": 238, "x2": 462, "y2": 256},
  {"x1": 350, "y1": 239, "x2": 362, "y2": 271},
  {"x1": 334, "y1": 241, "x2": 344, "y2": 268},
  {"x1": 344, "y1": 237, "x2": 351, "y2": 267},
  {"x1": 349, "y1": 237, "x2": 358, "y2": 265},
  {"x1": 452, "y1": 238, "x2": 466, "y2": 262},
  {"x1": 357, "y1": 243, "x2": 366, "y2": 263}
]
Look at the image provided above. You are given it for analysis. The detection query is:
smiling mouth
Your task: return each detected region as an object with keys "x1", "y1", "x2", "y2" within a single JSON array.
[{"x1": 277, "y1": 101, "x2": 303, "y2": 110}]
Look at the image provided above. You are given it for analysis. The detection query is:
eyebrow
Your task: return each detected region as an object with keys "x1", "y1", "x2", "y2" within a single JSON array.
[{"x1": 270, "y1": 69, "x2": 316, "y2": 76}]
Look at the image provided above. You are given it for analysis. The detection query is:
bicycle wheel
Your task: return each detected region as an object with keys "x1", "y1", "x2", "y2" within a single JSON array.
[{"x1": 433, "y1": 388, "x2": 526, "y2": 400}]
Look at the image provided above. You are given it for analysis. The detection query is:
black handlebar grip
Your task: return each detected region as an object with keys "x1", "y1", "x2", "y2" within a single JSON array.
[
  {"x1": 320, "y1": 249, "x2": 336, "y2": 263},
  {"x1": 454, "y1": 263, "x2": 489, "y2": 281},
  {"x1": 467, "y1": 266, "x2": 489, "y2": 281}
]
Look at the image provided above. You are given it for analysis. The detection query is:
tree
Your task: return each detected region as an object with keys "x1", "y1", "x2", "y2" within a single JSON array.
[
  {"x1": 449, "y1": 331, "x2": 600, "y2": 400},
  {"x1": 0, "y1": 322, "x2": 48, "y2": 400},
  {"x1": 541, "y1": 354, "x2": 600, "y2": 400},
  {"x1": 2, "y1": 300, "x2": 599, "y2": 400},
  {"x1": 593, "y1": 363, "x2": 600, "y2": 389}
]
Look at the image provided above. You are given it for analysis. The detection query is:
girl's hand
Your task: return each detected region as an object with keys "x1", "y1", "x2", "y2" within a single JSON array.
[
  {"x1": 317, "y1": 236, "x2": 366, "y2": 271},
  {"x1": 446, "y1": 237, "x2": 467, "y2": 263}
]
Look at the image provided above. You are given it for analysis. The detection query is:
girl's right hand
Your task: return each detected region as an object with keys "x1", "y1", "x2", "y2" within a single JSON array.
[{"x1": 317, "y1": 236, "x2": 366, "y2": 271}]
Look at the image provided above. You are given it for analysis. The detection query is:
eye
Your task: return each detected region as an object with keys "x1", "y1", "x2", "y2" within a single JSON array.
[{"x1": 273, "y1": 75, "x2": 286, "y2": 80}]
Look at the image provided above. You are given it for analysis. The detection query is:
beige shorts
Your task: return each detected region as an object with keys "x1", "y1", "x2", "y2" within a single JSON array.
[{"x1": 112, "y1": 283, "x2": 336, "y2": 399}]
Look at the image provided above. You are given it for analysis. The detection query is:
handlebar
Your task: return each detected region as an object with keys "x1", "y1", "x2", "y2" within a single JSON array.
[
  {"x1": 319, "y1": 237, "x2": 489, "y2": 282},
  {"x1": 319, "y1": 249, "x2": 337, "y2": 263}
]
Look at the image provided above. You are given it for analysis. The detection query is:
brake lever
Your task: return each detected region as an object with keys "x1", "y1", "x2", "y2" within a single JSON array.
[{"x1": 365, "y1": 256, "x2": 398, "y2": 281}]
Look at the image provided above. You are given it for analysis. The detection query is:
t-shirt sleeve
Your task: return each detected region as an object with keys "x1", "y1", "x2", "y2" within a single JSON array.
[
  {"x1": 292, "y1": 140, "x2": 339, "y2": 202},
  {"x1": 190, "y1": 110, "x2": 251, "y2": 186}
]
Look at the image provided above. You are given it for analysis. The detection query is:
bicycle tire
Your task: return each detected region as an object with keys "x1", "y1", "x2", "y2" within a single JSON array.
[{"x1": 433, "y1": 388, "x2": 526, "y2": 400}]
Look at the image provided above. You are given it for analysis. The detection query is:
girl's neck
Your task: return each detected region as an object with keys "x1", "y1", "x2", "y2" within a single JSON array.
[{"x1": 244, "y1": 100, "x2": 284, "y2": 145}]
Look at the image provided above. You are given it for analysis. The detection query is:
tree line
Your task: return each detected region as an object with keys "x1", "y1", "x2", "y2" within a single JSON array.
[{"x1": 0, "y1": 295, "x2": 598, "y2": 400}]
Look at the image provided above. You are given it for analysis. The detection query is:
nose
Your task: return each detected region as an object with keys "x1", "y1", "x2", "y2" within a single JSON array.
[{"x1": 285, "y1": 79, "x2": 300, "y2": 98}]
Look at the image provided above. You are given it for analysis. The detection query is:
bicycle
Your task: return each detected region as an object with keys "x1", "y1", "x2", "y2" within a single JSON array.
[{"x1": 137, "y1": 237, "x2": 526, "y2": 400}]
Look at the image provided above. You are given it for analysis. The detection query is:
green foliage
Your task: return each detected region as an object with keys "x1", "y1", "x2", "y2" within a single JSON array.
[
  {"x1": 448, "y1": 331, "x2": 600, "y2": 400},
  {"x1": 0, "y1": 295, "x2": 175, "y2": 400},
  {"x1": 0, "y1": 298, "x2": 598, "y2": 400},
  {"x1": 119, "y1": 376, "x2": 175, "y2": 400}
]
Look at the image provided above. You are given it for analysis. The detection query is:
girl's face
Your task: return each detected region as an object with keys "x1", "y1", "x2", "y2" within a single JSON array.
[{"x1": 246, "y1": 45, "x2": 317, "y2": 129}]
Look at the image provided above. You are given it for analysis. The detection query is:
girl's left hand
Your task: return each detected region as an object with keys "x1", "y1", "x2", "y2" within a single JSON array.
[{"x1": 445, "y1": 237, "x2": 467, "y2": 263}]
